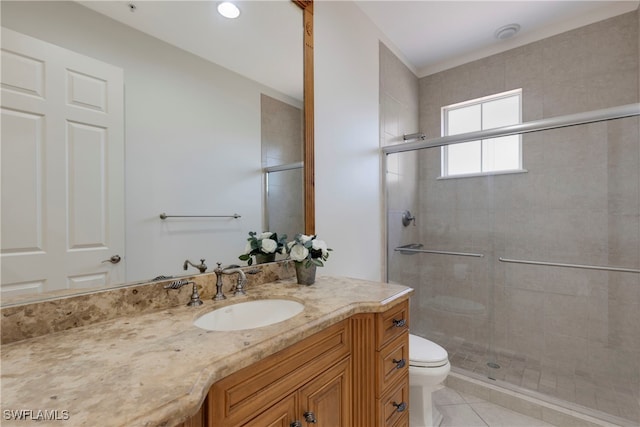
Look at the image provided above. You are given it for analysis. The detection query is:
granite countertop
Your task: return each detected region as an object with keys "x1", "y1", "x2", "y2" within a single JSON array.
[{"x1": 0, "y1": 276, "x2": 412, "y2": 427}]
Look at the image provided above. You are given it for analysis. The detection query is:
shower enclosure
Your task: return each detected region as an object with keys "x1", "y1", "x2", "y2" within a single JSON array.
[{"x1": 384, "y1": 104, "x2": 640, "y2": 425}]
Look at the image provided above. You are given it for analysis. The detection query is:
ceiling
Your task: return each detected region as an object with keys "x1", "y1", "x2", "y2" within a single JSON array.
[
  {"x1": 355, "y1": 0, "x2": 640, "y2": 77},
  {"x1": 78, "y1": 0, "x2": 639, "y2": 99},
  {"x1": 79, "y1": 1, "x2": 304, "y2": 100}
]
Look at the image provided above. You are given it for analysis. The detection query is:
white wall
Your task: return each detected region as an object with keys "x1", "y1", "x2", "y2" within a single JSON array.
[{"x1": 315, "y1": 2, "x2": 386, "y2": 281}]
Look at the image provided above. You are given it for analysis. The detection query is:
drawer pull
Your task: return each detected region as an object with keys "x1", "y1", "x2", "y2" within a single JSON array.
[
  {"x1": 393, "y1": 401, "x2": 407, "y2": 413},
  {"x1": 392, "y1": 318, "x2": 406, "y2": 328},
  {"x1": 392, "y1": 358, "x2": 406, "y2": 369},
  {"x1": 290, "y1": 422, "x2": 302, "y2": 427},
  {"x1": 304, "y1": 411, "x2": 317, "y2": 423}
]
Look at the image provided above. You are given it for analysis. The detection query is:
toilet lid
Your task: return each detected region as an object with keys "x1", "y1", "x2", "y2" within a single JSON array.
[{"x1": 409, "y1": 334, "x2": 449, "y2": 368}]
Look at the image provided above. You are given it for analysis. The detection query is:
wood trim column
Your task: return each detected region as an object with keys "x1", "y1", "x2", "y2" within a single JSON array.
[
  {"x1": 293, "y1": 0, "x2": 315, "y2": 235},
  {"x1": 351, "y1": 314, "x2": 376, "y2": 426}
]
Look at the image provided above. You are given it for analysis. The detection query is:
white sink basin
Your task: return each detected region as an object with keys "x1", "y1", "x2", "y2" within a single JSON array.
[{"x1": 194, "y1": 299, "x2": 304, "y2": 331}]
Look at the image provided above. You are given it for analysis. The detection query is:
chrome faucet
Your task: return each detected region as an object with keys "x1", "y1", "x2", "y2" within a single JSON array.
[
  {"x1": 212, "y1": 263, "x2": 249, "y2": 299},
  {"x1": 222, "y1": 266, "x2": 247, "y2": 297},
  {"x1": 213, "y1": 263, "x2": 227, "y2": 300},
  {"x1": 164, "y1": 279, "x2": 203, "y2": 306},
  {"x1": 184, "y1": 258, "x2": 207, "y2": 274}
]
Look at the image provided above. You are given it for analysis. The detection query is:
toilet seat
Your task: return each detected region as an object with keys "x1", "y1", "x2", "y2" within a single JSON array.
[{"x1": 409, "y1": 334, "x2": 449, "y2": 368}]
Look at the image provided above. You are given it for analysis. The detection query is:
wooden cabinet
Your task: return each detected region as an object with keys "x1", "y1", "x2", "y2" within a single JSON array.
[
  {"x1": 241, "y1": 394, "x2": 297, "y2": 427},
  {"x1": 352, "y1": 300, "x2": 410, "y2": 426},
  {"x1": 298, "y1": 357, "x2": 351, "y2": 426},
  {"x1": 209, "y1": 320, "x2": 351, "y2": 427},
  {"x1": 239, "y1": 357, "x2": 351, "y2": 427},
  {"x1": 179, "y1": 299, "x2": 410, "y2": 427}
]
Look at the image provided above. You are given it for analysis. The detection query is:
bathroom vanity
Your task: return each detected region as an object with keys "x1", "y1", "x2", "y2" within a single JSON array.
[{"x1": 0, "y1": 274, "x2": 412, "y2": 427}]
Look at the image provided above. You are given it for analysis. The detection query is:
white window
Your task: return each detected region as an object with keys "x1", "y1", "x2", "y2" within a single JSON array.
[{"x1": 441, "y1": 89, "x2": 523, "y2": 178}]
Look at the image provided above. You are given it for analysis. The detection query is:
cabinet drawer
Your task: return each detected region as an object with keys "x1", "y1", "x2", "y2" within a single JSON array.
[
  {"x1": 390, "y1": 411, "x2": 409, "y2": 427},
  {"x1": 376, "y1": 332, "x2": 408, "y2": 397},
  {"x1": 210, "y1": 320, "x2": 350, "y2": 426},
  {"x1": 376, "y1": 301, "x2": 409, "y2": 349},
  {"x1": 240, "y1": 394, "x2": 296, "y2": 427},
  {"x1": 377, "y1": 372, "x2": 409, "y2": 427}
]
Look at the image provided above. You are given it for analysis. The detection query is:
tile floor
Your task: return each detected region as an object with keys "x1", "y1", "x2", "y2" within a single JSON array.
[
  {"x1": 433, "y1": 386, "x2": 557, "y2": 427},
  {"x1": 431, "y1": 334, "x2": 640, "y2": 424}
]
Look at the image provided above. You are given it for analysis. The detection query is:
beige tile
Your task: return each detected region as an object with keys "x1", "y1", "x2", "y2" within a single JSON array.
[
  {"x1": 587, "y1": 69, "x2": 639, "y2": 110},
  {"x1": 456, "y1": 391, "x2": 487, "y2": 405},
  {"x1": 543, "y1": 293, "x2": 589, "y2": 339},
  {"x1": 585, "y1": 12, "x2": 638, "y2": 76},
  {"x1": 541, "y1": 407, "x2": 613, "y2": 427},
  {"x1": 543, "y1": 78, "x2": 589, "y2": 117},
  {"x1": 541, "y1": 30, "x2": 588, "y2": 85},
  {"x1": 470, "y1": 402, "x2": 555, "y2": 427},
  {"x1": 439, "y1": 404, "x2": 488, "y2": 427},
  {"x1": 433, "y1": 387, "x2": 468, "y2": 406}
]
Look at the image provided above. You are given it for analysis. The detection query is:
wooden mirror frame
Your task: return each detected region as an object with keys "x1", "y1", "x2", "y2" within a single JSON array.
[{"x1": 293, "y1": 0, "x2": 314, "y2": 235}]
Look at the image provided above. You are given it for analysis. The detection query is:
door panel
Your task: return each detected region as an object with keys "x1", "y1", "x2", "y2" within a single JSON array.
[
  {"x1": 298, "y1": 357, "x2": 351, "y2": 427},
  {"x1": 1, "y1": 109, "x2": 44, "y2": 254},
  {"x1": 241, "y1": 394, "x2": 297, "y2": 427},
  {"x1": 0, "y1": 28, "x2": 124, "y2": 297}
]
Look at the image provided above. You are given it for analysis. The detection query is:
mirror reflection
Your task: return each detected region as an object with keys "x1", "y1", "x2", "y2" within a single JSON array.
[{"x1": 0, "y1": 1, "x2": 304, "y2": 304}]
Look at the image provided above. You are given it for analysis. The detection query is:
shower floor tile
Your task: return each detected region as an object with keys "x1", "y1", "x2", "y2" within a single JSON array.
[
  {"x1": 434, "y1": 336, "x2": 640, "y2": 425},
  {"x1": 434, "y1": 387, "x2": 557, "y2": 427}
]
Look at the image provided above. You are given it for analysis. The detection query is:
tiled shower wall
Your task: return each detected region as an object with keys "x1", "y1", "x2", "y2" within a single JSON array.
[
  {"x1": 260, "y1": 94, "x2": 304, "y2": 239},
  {"x1": 379, "y1": 43, "x2": 420, "y2": 285},
  {"x1": 408, "y1": 9, "x2": 639, "y2": 421},
  {"x1": 385, "y1": 8, "x2": 639, "y2": 423}
]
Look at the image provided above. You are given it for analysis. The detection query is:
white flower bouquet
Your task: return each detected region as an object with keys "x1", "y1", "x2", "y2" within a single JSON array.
[
  {"x1": 239, "y1": 231, "x2": 287, "y2": 265},
  {"x1": 286, "y1": 234, "x2": 332, "y2": 267}
]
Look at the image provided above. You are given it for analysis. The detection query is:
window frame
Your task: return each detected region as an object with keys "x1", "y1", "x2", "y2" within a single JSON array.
[{"x1": 440, "y1": 88, "x2": 524, "y2": 179}]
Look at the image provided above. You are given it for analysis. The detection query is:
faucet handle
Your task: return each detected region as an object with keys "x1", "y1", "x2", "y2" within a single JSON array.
[
  {"x1": 164, "y1": 279, "x2": 190, "y2": 289},
  {"x1": 164, "y1": 280, "x2": 202, "y2": 307},
  {"x1": 187, "y1": 282, "x2": 203, "y2": 306}
]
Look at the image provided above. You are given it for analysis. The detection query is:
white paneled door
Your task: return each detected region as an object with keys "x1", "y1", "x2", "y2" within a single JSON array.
[{"x1": 1, "y1": 28, "x2": 124, "y2": 298}]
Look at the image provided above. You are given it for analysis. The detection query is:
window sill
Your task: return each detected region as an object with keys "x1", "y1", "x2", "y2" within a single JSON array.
[{"x1": 437, "y1": 169, "x2": 528, "y2": 180}]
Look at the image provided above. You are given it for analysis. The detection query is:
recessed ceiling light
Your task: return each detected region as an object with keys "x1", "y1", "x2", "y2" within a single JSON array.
[
  {"x1": 217, "y1": 2, "x2": 240, "y2": 19},
  {"x1": 494, "y1": 24, "x2": 521, "y2": 40}
]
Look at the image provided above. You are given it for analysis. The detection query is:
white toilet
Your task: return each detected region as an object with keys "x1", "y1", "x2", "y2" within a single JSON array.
[{"x1": 409, "y1": 334, "x2": 451, "y2": 427}]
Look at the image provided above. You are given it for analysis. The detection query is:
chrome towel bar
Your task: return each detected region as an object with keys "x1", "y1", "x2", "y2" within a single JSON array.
[
  {"x1": 499, "y1": 257, "x2": 639, "y2": 274},
  {"x1": 394, "y1": 246, "x2": 484, "y2": 258},
  {"x1": 159, "y1": 213, "x2": 241, "y2": 220}
]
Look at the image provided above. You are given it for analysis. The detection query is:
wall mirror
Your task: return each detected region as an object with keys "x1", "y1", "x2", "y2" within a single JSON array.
[{"x1": 0, "y1": 0, "x2": 314, "y2": 305}]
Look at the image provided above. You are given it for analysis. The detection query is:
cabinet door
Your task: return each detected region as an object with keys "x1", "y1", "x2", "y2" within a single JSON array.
[
  {"x1": 298, "y1": 357, "x2": 351, "y2": 427},
  {"x1": 241, "y1": 394, "x2": 297, "y2": 427}
]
